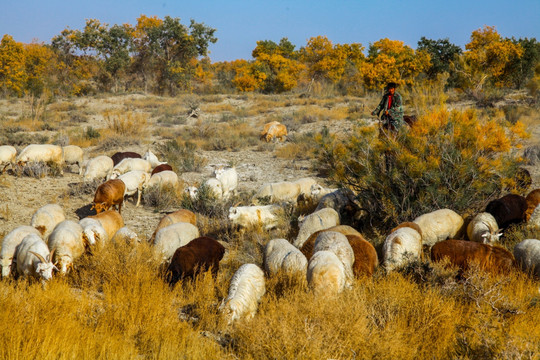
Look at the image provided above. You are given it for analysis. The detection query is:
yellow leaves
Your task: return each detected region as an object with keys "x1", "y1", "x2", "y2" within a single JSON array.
[
  {"x1": 0, "y1": 34, "x2": 26, "y2": 95},
  {"x1": 464, "y1": 26, "x2": 524, "y2": 88}
]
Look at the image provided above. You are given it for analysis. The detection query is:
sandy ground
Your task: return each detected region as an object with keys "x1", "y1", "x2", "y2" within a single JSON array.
[{"x1": 1, "y1": 93, "x2": 539, "y2": 240}]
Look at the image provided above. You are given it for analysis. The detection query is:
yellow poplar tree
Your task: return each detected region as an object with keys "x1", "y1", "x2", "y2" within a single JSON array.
[
  {"x1": 0, "y1": 34, "x2": 27, "y2": 95},
  {"x1": 362, "y1": 38, "x2": 430, "y2": 89}
]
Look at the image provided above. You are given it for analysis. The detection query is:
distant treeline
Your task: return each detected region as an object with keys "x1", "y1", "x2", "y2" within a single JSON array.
[{"x1": 0, "y1": 15, "x2": 539, "y2": 98}]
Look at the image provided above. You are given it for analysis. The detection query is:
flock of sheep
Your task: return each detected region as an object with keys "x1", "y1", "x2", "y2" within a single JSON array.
[{"x1": 1, "y1": 141, "x2": 540, "y2": 325}]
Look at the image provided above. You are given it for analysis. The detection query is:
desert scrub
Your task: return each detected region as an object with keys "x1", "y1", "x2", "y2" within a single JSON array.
[
  {"x1": 158, "y1": 140, "x2": 207, "y2": 172},
  {"x1": 142, "y1": 184, "x2": 183, "y2": 211},
  {"x1": 102, "y1": 109, "x2": 149, "y2": 138},
  {"x1": 274, "y1": 133, "x2": 316, "y2": 160},
  {"x1": 313, "y1": 108, "x2": 529, "y2": 228}
]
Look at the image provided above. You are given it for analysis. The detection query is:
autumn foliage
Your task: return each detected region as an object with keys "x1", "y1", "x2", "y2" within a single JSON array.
[{"x1": 314, "y1": 108, "x2": 528, "y2": 227}]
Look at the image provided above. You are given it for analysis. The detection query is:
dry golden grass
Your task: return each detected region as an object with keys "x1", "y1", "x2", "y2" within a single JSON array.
[{"x1": 102, "y1": 110, "x2": 149, "y2": 138}]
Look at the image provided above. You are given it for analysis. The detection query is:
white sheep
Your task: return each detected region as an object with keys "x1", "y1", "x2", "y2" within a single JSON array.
[
  {"x1": 213, "y1": 166, "x2": 237, "y2": 198},
  {"x1": 111, "y1": 227, "x2": 139, "y2": 244},
  {"x1": 310, "y1": 183, "x2": 338, "y2": 198},
  {"x1": 313, "y1": 231, "x2": 355, "y2": 288},
  {"x1": 15, "y1": 233, "x2": 57, "y2": 282},
  {"x1": 264, "y1": 238, "x2": 308, "y2": 277},
  {"x1": 293, "y1": 178, "x2": 318, "y2": 197},
  {"x1": 110, "y1": 158, "x2": 152, "y2": 179},
  {"x1": 293, "y1": 207, "x2": 340, "y2": 248},
  {"x1": 143, "y1": 150, "x2": 166, "y2": 168},
  {"x1": 254, "y1": 181, "x2": 301, "y2": 204},
  {"x1": 82, "y1": 155, "x2": 114, "y2": 181},
  {"x1": 62, "y1": 145, "x2": 84, "y2": 169},
  {"x1": 145, "y1": 170, "x2": 179, "y2": 189},
  {"x1": 382, "y1": 222, "x2": 423, "y2": 271},
  {"x1": 79, "y1": 217, "x2": 108, "y2": 246},
  {"x1": 152, "y1": 222, "x2": 200, "y2": 262},
  {"x1": 185, "y1": 178, "x2": 223, "y2": 200},
  {"x1": 47, "y1": 220, "x2": 86, "y2": 274},
  {"x1": 0, "y1": 145, "x2": 17, "y2": 173},
  {"x1": 413, "y1": 209, "x2": 464, "y2": 246},
  {"x1": 219, "y1": 263, "x2": 266, "y2": 324},
  {"x1": 30, "y1": 203, "x2": 66, "y2": 239},
  {"x1": 118, "y1": 170, "x2": 150, "y2": 207},
  {"x1": 16, "y1": 144, "x2": 64, "y2": 173},
  {"x1": 228, "y1": 205, "x2": 281, "y2": 230},
  {"x1": 86, "y1": 210, "x2": 124, "y2": 243},
  {"x1": 467, "y1": 212, "x2": 502, "y2": 244},
  {"x1": 1, "y1": 225, "x2": 42, "y2": 278},
  {"x1": 514, "y1": 239, "x2": 540, "y2": 277},
  {"x1": 307, "y1": 250, "x2": 346, "y2": 296}
]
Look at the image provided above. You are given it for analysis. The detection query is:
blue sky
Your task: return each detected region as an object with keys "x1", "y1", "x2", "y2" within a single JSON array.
[{"x1": 0, "y1": 0, "x2": 538, "y2": 62}]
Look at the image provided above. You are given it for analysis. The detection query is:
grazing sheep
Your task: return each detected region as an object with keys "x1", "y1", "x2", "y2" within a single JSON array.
[
  {"x1": 30, "y1": 204, "x2": 66, "y2": 238},
  {"x1": 151, "y1": 163, "x2": 173, "y2": 176},
  {"x1": 213, "y1": 166, "x2": 238, "y2": 198},
  {"x1": 82, "y1": 155, "x2": 114, "y2": 181},
  {"x1": 62, "y1": 145, "x2": 84, "y2": 169},
  {"x1": 382, "y1": 222, "x2": 423, "y2": 271},
  {"x1": 47, "y1": 220, "x2": 86, "y2": 274},
  {"x1": 92, "y1": 179, "x2": 126, "y2": 214},
  {"x1": 525, "y1": 189, "x2": 540, "y2": 221},
  {"x1": 79, "y1": 217, "x2": 107, "y2": 246},
  {"x1": 300, "y1": 225, "x2": 361, "y2": 259},
  {"x1": 431, "y1": 239, "x2": 515, "y2": 274},
  {"x1": 228, "y1": 205, "x2": 281, "y2": 230},
  {"x1": 220, "y1": 264, "x2": 266, "y2": 324},
  {"x1": 145, "y1": 170, "x2": 178, "y2": 189},
  {"x1": 186, "y1": 178, "x2": 223, "y2": 200},
  {"x1": 260, "y1": 121, "x2": 287, "y2": 142},
  {"x1": 149, "y1": 209, "x2": 197, "y2": 242},
  {"x1": 310, "y1": 183, "x2": 338, "y2": 199},
  {"x1": 485, "y1": 194, "x2": 527, "y2": 229},
  {"x1": 293, "y1": 178, "x2": 318, "y2": 197},
  {"x1": 111, "y1": 151, "x2": 141, "y2": 166},
  {"x1": 313, "y1": 231, "x2": 355, "y2": 288},
  {"x1": 152, "y1": 222, "x2": 200, "y2": 262},
  {"x1": 1, "y1": 225, "x2": 42, "y2": 278},
  {"x1": 118, "y1": 170, "x2": 150, "y2": 207},
  {"x1": 143, "y1": 150, "x2": 166, "y2": 168},
  {"x1": 166, "y1": 236, "x2": 225, "y2": 286},
  {"x1": 87, "y1": 210, "x2": 124, "y2": 244},
  {"x1": 293, "y1": 207, "x2": 340, "y2": 248},
  {"x1": 15, "y1": 234, "x2": 56, "y2": 282},
  {"x1": 413, "y1": 209, "x2": 464, "y2": 246},
  {"x1": 514, "y1": 239, "x2": 540, "y2": 277},
  {"x1": 110, "y1": 158, "x2": 152, "y2": 179},
  {"x1": 0, "y1": 145, "x2": 17, "y2": 173},
  {"x1": 111, "y1": 227, "x2": 139, "y2": 244},
  {"x1": 467, "y1": 212, "x2": 502, "y2": 244},
  {"x1": 264, "y1": 238, "x2": 308, "y2": 277},
  {"x1": 254, "y1": 181, "x2": 302, "y2": 204},
  {"x1": 346, "y1": 234, "x2": 378, "y2": 277},
  {"x1": 307, "y1": 251, "x2": 346, "y2": 296},
  {"x1": 16, "y1": 144, "x2": 64, "y2": 170}
]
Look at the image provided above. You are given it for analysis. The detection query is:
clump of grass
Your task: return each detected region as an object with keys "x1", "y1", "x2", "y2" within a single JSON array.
[
  {"x1": 159, "y1": 140, "x2": 207, "y2": 172},
  {"x1": 142, "y1": 184, "x2": 183, "y2": 211},
  {"x1": 103, "y1": 110, "x2": 149, "y2": 138},
  {"x1": 14, "y1": 161, "x2": 62, "y2": 178},
  {"x1": 67, "y1": 178, "x2": 101, "y2": 197}
]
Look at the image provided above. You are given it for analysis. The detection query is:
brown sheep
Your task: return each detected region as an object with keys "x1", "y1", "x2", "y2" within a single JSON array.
[
  {"x1": 166, "y1": 236, "x2": 225, "y2": 286},
  {"x1": 151, "y1": 163, "x2": 173, "y2": 176},
  {"x1": 149, "y1": 209, "x2": 197, "y2": 242},
  {"x1": 346, "y1": 234, "x2": 378, "y2": 277},
  {"x1": 431, "y1": 239, "x2": 515, "y2": 274},
  {"x1": 88, "y1": 210, "x2": 124, "y2": 242},
  {"x1": 92, "y1": 179, "x2": 126, "y2": 214},
  {"x1": 485, "y1": 194, "x2": 527, "y2": 229},
  {"x1": 300, "y1": 225, "x2": 361, "y2": 259},
  {"x1": 525, "y1": 189, "x2": 540, "y2": 221},
  {"x1": 111, "y1": 151, "x2": 141, "y2": 166},
  {"x1": 260, "y1": 122, "x2": 287, "y2": 142}
]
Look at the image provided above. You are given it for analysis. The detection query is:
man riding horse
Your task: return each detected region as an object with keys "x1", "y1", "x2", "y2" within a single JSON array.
[{"x1": 371, "y1": 82, "x2": 404, "y2": 132}]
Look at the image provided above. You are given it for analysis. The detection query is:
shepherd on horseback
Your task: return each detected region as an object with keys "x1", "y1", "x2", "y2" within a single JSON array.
[{"x1": 371, "y1": 82, "x2": 404, "y2": 132}]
